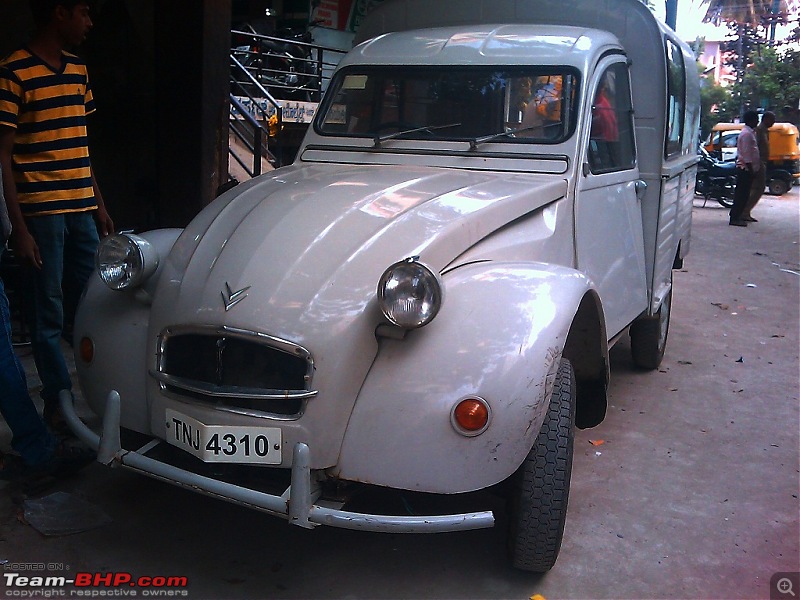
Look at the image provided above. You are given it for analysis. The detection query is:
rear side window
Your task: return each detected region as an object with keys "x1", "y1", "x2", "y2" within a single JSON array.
[{"x1": 665, "y1": 40, "x2": 686, "y2": 158}]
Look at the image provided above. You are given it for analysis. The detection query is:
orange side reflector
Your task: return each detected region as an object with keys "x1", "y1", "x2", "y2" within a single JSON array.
[{"x1": 454, "y1": 398, "x2": 489, "y2": 432}]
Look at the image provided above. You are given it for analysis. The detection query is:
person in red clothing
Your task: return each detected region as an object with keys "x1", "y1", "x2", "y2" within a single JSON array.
[{"x1": 591, "y1": 78, "x2": 618, "y2": 142}]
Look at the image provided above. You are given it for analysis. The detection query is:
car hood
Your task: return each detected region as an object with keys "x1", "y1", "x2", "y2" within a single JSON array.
[{"x1": 156, "y1": 163, "x2": 565, "y2": 339}]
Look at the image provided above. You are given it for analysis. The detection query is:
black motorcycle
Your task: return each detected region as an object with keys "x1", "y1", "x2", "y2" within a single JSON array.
[
  {"x1": 695, "y1": 147, "x2": 737, "y2": 208},
  {"x1": 232, "y1": 24, "x2": 320, "y2": 101}
]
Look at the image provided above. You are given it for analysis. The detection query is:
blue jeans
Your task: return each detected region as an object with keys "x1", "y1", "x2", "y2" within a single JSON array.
[
  {"x1": 23, "y1": 212, "x2": 99, "y2": 408},
  {"x1": 0, "y1": 250, "x2": 56, "y2": 466}
]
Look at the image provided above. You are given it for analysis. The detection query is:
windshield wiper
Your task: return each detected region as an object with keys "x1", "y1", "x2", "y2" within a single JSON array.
[
  {"x1": 373, "y1": 123, "x2": 462, "y2": 147},
  {"x1": 468, "y1": 125, "x2": 546, "y2": 151}
]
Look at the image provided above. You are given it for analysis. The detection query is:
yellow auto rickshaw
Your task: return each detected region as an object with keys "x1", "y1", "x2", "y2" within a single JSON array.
[{"x1": 705, "y1": 121, "x2": 799, "y2": 195}]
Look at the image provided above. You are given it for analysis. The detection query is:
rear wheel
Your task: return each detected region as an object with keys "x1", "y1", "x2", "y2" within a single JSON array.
[
  {"x1": 768, "y1": 176, "x2": 791, "y2": 196},
  {"x1": 694, "y1": 173, "x2": 708, "y2": 195},
  {"x1": 630, "y1": 279, "x2": 672, "y2": 370},
  {"x1": 507, "y1": 358, "x2": 575, "y2": 572}
]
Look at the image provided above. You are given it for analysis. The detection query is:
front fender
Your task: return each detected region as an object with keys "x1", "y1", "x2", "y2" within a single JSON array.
[
  {"x1": 335, "y1": 261, "x2": 595, "y2": 494},
  {"x1": 74, "y1": 229, "x2": 183, "y2": 431}
]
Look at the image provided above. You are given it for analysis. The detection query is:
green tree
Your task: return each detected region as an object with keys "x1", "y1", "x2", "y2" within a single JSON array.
[
  {"x1": 732, "y1": 46, "x2": 800, "y2": 113},
  {"x1": 701, "y1": 0, "x2": 794, "y2": 113},
  {"x1": 699, "y1": 74, "x2": 731, "y2": 137},
  {"x1": 692, "y1": 37, "x2": 733, "y2": 137},
  {"x1": 703, "y1": 0, "x2": 788, "y2": 27}
]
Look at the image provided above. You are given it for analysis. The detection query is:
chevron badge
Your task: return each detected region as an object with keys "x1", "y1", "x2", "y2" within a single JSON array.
[{"x1": 221, "y1": 282, "x2": 251, "y2": 312}]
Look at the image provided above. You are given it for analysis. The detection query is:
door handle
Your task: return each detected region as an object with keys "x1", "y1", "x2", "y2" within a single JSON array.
[{"x1": 635, "y1": 179, "x2": 647, "y2": 200}]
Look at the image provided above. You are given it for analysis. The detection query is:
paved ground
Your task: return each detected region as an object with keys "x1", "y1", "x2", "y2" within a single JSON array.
[{"x1": 1, "y1": 190, "x2": 798, "y2": 600}]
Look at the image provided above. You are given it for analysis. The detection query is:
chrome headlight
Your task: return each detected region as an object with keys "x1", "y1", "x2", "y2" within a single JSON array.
[
  {"x1": 95, "y1": 233, "x2": 158, "y2": 290},
  {"x1": 377, "y1": 258, "x2": 443, "y2": 329}
]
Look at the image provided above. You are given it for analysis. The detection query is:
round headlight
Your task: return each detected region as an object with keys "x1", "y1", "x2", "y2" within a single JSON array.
[
  {"x1": 377, "y1": 258, "x2": 443, "y2": 329},
  {"x1": 95, "y1": 233, "x2": 157, "y2": 290}
]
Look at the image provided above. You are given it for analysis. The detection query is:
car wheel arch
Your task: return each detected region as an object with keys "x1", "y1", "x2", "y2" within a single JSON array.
[{"x1": 562, "y1": 291, "x2": 608, "y2": 429}]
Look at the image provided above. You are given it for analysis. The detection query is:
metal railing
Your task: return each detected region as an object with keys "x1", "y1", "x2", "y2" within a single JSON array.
[
  {"x1": 230, "y1": 29, "x2": 347, "y2": 102},
  {"x1": 229, "y1": 52, "x2": 282, "y2": 179},
  {"x1": 226, "y1": 31, "x2": 347, "y2": 185}
]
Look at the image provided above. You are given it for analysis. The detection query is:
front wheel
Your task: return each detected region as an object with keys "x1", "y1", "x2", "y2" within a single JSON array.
[
  {"x1": 630, "y1": 280, "x2": 672, "y2": 370},
  {"x1": 715, "y1": 193, "x2": 734, "y2": 209},
  {"x1": 507, "y1": 358, "x2": 575, "y2": 572}
]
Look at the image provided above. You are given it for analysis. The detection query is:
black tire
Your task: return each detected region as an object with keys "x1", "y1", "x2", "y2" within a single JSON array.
[
  {"x1": 630, "y1": 281, "x2": 672, "y2": 370},
  {"x1": 715, "y1": 193, "x2": 734, "y2": 209},
  {"x1": 768, "y1": 176, "x2": 790, "y2": 196},
  {"x1": 507, "y1": 358, "x2": 575, "y2": 572},
  {"x1": 694, "y1": 173, "x2": 708, "y2": 195}
]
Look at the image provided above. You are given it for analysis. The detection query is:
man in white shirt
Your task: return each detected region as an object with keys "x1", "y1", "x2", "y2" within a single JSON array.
[{"x1": 729, "y1": 111, "x2": 760, "y2": 227}]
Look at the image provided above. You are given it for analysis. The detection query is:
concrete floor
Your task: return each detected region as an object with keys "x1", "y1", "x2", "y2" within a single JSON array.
[{"x1": 1, "y1": 191, "x2": 798, "y2": 600}]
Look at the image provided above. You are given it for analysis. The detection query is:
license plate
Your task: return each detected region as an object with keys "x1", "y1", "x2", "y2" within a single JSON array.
[{"x1": 165, "y1": 409, "x2": 282, "y2": 464}]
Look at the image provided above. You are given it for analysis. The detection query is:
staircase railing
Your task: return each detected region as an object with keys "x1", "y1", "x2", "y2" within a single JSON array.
[
  {"x1": 228, "y1": 52, "x2": 282, "y2": 182},
  {"x1": 226, "y1": 30, "x2": 347, "y2": 188}
]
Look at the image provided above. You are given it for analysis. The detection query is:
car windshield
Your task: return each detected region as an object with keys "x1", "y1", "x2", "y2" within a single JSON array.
[{"x1": 316, "y1": 66, "x2": 580, "y2": 145}]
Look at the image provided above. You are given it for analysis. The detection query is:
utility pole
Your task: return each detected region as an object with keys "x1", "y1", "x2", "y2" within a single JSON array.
[
  {"x1": 665, "y1": 0, "x2": 678, "y2": 30},
  {"x1": 737, "y1": 22, "x2": 745, "y2": 115},
  {"x1": 768, "y1": 0, "x2": 781, "y2": 43}
]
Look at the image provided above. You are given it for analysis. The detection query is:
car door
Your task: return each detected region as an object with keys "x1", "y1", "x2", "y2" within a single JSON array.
[{"x1": 575, "y1": 59, "x2": 648, "y2": 339}]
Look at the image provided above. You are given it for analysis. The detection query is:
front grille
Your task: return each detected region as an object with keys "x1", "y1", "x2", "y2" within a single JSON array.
[{"x1": 152, "y1": 326, "x2": 316, "y2": 419}]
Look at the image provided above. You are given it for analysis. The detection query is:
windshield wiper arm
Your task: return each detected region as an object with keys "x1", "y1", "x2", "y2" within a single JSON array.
[
  {"x1": 373, "y1": 123, "x2": 461, "y2": 147},
  {"x1": 468, "y1": 125, "x2": 544, "y2": 150}
]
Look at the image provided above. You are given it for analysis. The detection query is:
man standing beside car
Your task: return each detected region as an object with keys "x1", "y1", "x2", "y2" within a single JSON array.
[
  {"x1": 742, "y1": 111, "x2": 775, "y2": 223},
  {"x1": 0, "y1": 0, "x2": 113, "y2": 434},
  {"x1": 729, "y1": 110, "x2": 760, "y2": 227}
]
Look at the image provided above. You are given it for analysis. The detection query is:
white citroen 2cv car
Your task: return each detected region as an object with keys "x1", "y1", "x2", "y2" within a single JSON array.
[{"x1": 63, "y1": 0, "x2": 699, "y2": 571}]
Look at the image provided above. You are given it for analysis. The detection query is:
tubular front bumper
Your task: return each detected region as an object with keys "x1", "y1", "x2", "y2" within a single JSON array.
[{"x1": 59, "y1": 390, "x2": 495, "y2": 533}]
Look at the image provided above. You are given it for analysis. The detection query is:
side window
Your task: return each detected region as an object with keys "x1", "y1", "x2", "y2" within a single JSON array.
[
  {"x1": 723, "y1": 133, "x2": 739, "y2": 148},
  {"x1": 665, "y1": 39, "x2": 686, "y2": 158},
  {"x1": 588, "y1": 63, "x2": 636, "y2": 174}
]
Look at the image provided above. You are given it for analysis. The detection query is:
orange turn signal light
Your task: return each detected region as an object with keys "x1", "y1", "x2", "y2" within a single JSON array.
[
  {"x1": 452, "y1": 397, "x2": 490, "y2": 435},
  {"x1": 79, "y1": 337, "x2": 94, "y2": 364}
]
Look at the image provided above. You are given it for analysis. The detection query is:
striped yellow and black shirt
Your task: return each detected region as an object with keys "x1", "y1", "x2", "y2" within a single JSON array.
[{"x1": 0, "y1": 48, "x2": 97, "y2": 217}]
